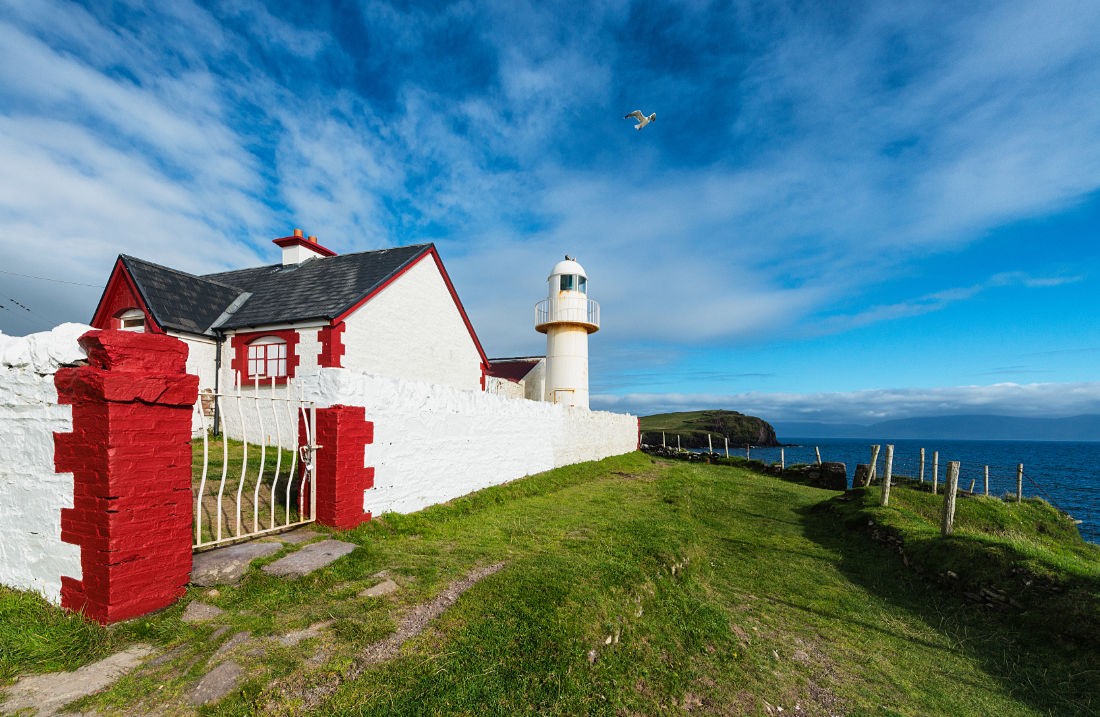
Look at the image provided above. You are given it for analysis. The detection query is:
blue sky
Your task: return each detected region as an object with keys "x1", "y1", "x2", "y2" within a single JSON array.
[{"x1": 2, "y1": 0, "x2": 1099, "y2": 424}]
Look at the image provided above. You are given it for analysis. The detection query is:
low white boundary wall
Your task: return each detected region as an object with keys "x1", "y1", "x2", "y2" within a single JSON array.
[
  {"x1": 0, "y1": 324, "x2": 89, "y2": 603},
  {"x1": 296, "y1": 368, "x2": 638, "y2": 515}
]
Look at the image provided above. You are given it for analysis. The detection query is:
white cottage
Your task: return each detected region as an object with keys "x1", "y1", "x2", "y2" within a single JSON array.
[{"x1": 90, "y1": 230, "x2": 491, "y2": 394}]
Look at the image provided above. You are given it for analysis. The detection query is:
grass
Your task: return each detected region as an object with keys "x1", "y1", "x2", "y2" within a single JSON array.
[{"x1": 2, "y1": 453, "x2": 1098, "y2": 715}]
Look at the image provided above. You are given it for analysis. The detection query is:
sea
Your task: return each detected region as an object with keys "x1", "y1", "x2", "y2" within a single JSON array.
[{"x1": 703, "y1": 437, "x2": 1100, "y2": 544}]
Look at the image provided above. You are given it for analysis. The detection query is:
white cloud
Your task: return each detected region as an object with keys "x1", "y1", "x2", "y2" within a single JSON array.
[{"x1": 595, "y1": 381, "x2": 1100, "y2": 423}]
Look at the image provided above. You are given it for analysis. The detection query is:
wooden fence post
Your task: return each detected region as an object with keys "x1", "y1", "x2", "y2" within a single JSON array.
[
  {"x1": 941, "y1": 461, "x2": 960, "y2": 536},
  {"x1": 932, "y1": 451, "x2": 939, "y2": 495},
  {"x1": 1016, "y1": 464, "x2": 1024, "y2": 502},
  {"x1": 708, "y1": 433, "x2": 713, "y2": 453},
  {"x1": 780, "y1": 447, "x2": 785, "y2": 470},
  {"x1": 677, "y1": 435, "x2": 681, "y2": 451},
  {"x1": 814, "y1": 446, "x2": 822, "y2": 465},
  {"x1": 661, "y1": 432, "x2": 665, "y2": 448},
  {"x1": 984, "y1": 465, "x2": 989, "y2": 496},
  {"x1": 919, "y1": 447, "x2": 925, "y2": 484},
  {"x1": 746, "y1": 444, "x2": 751, "y2": 460},
  {"x1": 880, "y1": 445, "x2": 894, "y2": 506},
  {"x1": 867, "y1": 445, "x2": 880, "y2": 485},
  {"x1": 724, "y1": 437, "x2": 729, "y2": 458}
]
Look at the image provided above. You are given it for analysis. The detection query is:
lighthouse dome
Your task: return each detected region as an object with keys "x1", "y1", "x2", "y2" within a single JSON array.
[{"x1": 549, "y1": 258, "x2": 587, "y2": 280}]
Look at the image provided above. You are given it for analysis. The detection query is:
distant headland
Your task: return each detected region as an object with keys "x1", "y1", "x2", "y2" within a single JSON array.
[{"x1": 639, "y1": 409, "x2": 780, "y2": 448}]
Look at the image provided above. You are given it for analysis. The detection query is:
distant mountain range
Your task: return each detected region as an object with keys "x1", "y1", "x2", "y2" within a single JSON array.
[{"x1": 773, "y1": 414, "x2": 1100, "y2": 442}]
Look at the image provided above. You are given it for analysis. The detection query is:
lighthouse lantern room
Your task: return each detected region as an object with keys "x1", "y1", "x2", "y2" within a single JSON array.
[{"x1": 535, "y1": 255, "x2": 600, "y2": 408}]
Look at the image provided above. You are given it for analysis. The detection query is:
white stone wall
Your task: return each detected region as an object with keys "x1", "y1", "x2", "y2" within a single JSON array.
[
  {"x1": 296, "y1": 367, "x2": 638, "y2": 515},
  {"x1": 0, "y1": 323, "x2": 89, "y2": 604},
  {"x1": 342, "y1": 255, "x2": 484, "y2": 391}
]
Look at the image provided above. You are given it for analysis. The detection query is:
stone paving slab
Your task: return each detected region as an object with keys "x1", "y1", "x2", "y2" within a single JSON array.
[
  {"x1": 192, "y1": 541, "x2": 283, "y2": 586},
  {"x1": 261, "y1": 539, "x2": 357, "y2": 577},
  {"x1": 279, "y1": 621, "x2": 333, "y2": 647},
  {"x1": 186, "y1": 660, "x2": 243, "y2": 706},
  {"x1": 1, "y1": 644, "x2": 152, "y2": 716},
  {"x1": 182, "y1": 601, "x2": 225, "y2": 624},
  {"x1": 360, "y1": 578, "x2": 399, "y2": 598}
]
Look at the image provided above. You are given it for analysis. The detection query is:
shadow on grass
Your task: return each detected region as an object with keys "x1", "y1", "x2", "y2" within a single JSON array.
[{"x1": 797, "y1": 496, "x2": 1100, "y2": 716}]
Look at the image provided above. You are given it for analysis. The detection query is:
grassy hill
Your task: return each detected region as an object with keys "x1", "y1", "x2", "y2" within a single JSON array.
[
  {"x1": 640, "y1": 409, "x2": 779, "y2": 448},
  {"x1": 2, "y1": 454, "x2": 1098, "y2": 715}
]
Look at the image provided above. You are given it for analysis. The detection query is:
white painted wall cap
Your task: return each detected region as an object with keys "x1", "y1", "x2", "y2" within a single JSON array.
[{"x1": 549, "y1": 259, "x2": 587, "y2": 279}]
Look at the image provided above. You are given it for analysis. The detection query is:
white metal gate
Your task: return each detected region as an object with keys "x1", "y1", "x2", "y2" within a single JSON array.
[{"x1": 192, "y1": 378, "x2": 317, "y2": 550}]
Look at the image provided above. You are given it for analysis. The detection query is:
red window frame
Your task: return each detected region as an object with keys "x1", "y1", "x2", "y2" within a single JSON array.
[{"x1": 230, "y1": 329, "x2": 300, "y2": 385}]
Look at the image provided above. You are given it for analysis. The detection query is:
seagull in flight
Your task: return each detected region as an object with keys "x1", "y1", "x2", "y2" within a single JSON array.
[{"x1": 624, "y1": 109, "x2": 656, "y2": 130}]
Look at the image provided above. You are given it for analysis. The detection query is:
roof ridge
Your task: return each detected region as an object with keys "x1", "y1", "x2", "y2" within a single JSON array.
[{"x1": 121, "y1": 255, "x2": 248, "y2": 293}]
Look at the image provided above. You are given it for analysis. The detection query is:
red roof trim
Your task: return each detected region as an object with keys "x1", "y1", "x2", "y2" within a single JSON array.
[
  {"x1": 333, "y1": 246, "x2": 490, "y2": 367},
  {"x1": 273, "y1": 235, "x2": 337, "y2": 257},
  {"x1": 89, "y1": 258, "x2": 164, "y2": 334}
]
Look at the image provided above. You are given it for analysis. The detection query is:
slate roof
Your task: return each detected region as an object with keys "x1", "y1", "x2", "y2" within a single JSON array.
[
  {"x1": 121, "y1": 244, "x2": 433, "y2": 335},
  {"x1": 486, "y1": 357, "x2": 543, "y2": 382},
  {"x1": 120, "y1": 256, "x2": 244, "y2": 335}
]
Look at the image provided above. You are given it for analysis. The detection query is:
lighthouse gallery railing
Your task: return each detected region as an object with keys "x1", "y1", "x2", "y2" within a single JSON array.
[{"x1": 535, "y1": 297, "x2": 600, "y2": 329}]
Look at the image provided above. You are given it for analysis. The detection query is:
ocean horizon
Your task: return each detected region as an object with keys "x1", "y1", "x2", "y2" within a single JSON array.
[{"x1": 701, "y1": 437, "x2": 1100, "y2": 544}]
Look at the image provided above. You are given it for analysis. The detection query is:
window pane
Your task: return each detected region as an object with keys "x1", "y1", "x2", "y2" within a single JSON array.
[
  {"x1": 560, "y1": 275, "x2": 575, "y2": 291},
  {"x1": 578, "y1": 276, "x2": 587, "y2": 294}
]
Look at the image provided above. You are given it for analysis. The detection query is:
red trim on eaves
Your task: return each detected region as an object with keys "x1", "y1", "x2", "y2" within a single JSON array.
[
  {"x1": 89, "y1": 259, "x2": 165, "y2": 334},
  {"x1": 332, "y1": 245, "x2": 491, "y2": 379}
]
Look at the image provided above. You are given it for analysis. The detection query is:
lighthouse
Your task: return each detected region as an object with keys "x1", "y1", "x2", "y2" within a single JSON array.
[{"x1": 535, "y1": 255, "x2": 600, "y2": 408}]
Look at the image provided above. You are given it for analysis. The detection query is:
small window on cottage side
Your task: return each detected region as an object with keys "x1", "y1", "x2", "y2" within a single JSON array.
[
  {"x1": 117, "y1": 309, "x2": 145, "y2": 332},
  {"x1": 247, "y1": 337, "x2": 288, "y2": 379}
]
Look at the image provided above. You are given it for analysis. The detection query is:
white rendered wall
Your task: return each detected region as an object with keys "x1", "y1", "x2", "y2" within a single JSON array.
[
  {"x1": 523, "y1": 359, "x2": 546, "y2": 401},
  {"x1": 174, "y1": 333, "x2": 217, "y2": 434},
  {"x1": 342, "y1": 256, "x2": 484, "y2": 391},
  {"x1": 486, "y1": 376, "x2": 524, "y2": 399},
  {"x1": 296, "y1": 367, "x2": 638, "y2": 515},
  {"x1": 545, "y1": 325, "x2": 589, "y2": 408},
  {"x1": 0, "y1": 323, "x2": 89, "y2": 604}
]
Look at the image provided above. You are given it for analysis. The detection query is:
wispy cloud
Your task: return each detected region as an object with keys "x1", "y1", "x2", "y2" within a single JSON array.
[
  {"x1": 1, "y1": 1, "x2": 1098, "y2": 422},
  {"x1": 595, "y1": 381, "x2": 1100, "y2": 423}
]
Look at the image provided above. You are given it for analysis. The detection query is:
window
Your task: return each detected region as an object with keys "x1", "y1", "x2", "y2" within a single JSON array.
[
  {"x1": 117, "y1": 308, "x2": 145, "y2": 332},
  {"x1": 559, "y1": 275, "x2": 586, "y2": 293},
  {"x1": 247, "y1": 337, "x2": 287, "y2": 378}
]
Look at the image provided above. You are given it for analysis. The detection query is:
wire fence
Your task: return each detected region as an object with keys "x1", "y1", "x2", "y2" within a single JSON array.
[{"x1": 651, "y1": 437, "x2": 1098, "y2": 542}]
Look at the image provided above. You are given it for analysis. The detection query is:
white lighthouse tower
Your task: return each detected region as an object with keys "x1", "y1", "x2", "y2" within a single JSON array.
[{"x1": 535, "y1": 255, "x2": 600, "y2": 408}]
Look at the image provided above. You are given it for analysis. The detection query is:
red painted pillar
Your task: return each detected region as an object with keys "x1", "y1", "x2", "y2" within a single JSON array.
[
  {"x1": 53, "y1": 330, "x2": 198, "y2": 624},
  {"x1": 308, "y1": 405, "x2": 375, "y2": 529}
]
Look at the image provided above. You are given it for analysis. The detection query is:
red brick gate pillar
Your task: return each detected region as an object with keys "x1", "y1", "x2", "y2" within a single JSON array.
[
  {"x1": 307, "y1": 405, "x2": 375, "y2": 530},
  {"x1": 53, "y1": 330, "x2": 198, "y2": 624}
]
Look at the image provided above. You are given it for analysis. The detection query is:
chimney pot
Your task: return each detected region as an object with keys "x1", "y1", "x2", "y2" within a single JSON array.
[
  {"x1": 308, "y1": 235, "x2": 317, "y2": 243},
  {"x1": 293, "y1": 228, "x2": 303, "y2": 238}
]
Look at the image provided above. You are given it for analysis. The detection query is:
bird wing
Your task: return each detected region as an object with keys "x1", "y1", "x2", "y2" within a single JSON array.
[{"x1": 624, "y1": 110, "x2": 644, "y2": 121}]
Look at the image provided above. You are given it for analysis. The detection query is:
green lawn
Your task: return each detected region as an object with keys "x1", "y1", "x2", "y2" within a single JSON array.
[{"x1": 2, "y1": 453, "x2": 1098, "y2": 715}]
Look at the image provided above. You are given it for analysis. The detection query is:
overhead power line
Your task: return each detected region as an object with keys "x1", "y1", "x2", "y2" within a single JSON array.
[{"x1": 0, "y1": 268, "x2": 101, "y2": 288}]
